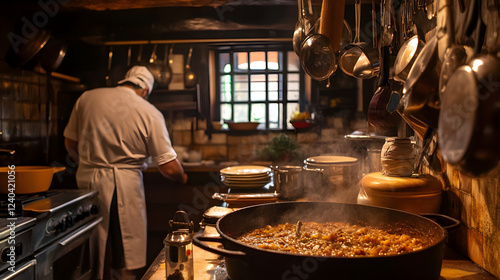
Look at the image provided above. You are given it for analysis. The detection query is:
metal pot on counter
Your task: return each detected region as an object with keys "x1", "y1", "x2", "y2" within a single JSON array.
[
  {"x1": 302, "y1": 155, "x2": 360, "y2": 202},
  {"x1": 272, "y1": 165, "x2": 304, "y2": 200}
]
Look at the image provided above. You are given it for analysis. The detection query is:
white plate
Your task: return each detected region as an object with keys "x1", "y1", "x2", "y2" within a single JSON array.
[
  {"x1": 220, "y1": 165, "x2": 272, "y2": 176},
  {"x1": 223, "y1": 182, "x2": 270, "y2": 189},
  {"x1": 222, "y1": 175, "x2": 271, "y2": 181},
  {"x1": 222, "y1": 178, "x2": 271, "y2": 185}
]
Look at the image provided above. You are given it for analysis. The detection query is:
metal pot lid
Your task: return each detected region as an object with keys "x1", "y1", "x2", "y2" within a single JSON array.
[
  {"x1": 305, "y1": 155, "x2": 358, "y2": 165},
  {"x1": 272, "y1": 165, "x2": 303, "y2": 172},
  {"x1": 438, "y1": 65, "x2": 477, "y2": 164}
]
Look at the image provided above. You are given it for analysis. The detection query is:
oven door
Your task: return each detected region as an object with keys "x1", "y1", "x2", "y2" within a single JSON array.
[
  {"x1": 34, "y1": 217, "x2": 102, "y2": 280},
  {"x1": 0, "y1": 259, "x2": 36, "y2": 280}
]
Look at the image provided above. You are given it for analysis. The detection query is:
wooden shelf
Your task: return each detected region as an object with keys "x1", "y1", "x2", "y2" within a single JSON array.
[{"x1": 153, "y1": 101, "x2": 197, "y2": 111}]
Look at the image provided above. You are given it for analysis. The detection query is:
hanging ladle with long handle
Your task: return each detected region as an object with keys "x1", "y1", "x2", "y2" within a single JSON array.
[
  {"x1": 293, "y1": 0, "x2": 308, "y2": 55},
  {"x1": 300, "y1": 0, "x2": 345, "y2": 81}
]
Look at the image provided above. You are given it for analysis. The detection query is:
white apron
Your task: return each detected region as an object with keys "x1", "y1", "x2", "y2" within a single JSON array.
[{"x1": 76, "y1": 161, "x2": 147, "y2": 279}]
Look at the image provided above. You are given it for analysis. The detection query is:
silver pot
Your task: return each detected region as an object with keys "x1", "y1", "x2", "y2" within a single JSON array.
[
  {"x1": 303, "y1": 155, "x2": 360, "y2": 202},
  {"x1": 272, "y1": 165, "x2": 303, "y2": 200}
]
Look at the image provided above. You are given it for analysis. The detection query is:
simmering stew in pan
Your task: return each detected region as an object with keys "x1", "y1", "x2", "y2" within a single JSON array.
[{"x1": 237, "y1": 222, "x2": 427, "y2": 257}]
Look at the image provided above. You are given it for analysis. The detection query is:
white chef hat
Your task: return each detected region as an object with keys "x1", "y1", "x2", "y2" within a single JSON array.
[{"x1": 117, "y1": 66, "x2": 155, "y2": 94}]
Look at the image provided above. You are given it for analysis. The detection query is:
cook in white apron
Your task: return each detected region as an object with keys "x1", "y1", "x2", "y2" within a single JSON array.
[{"x1": 64, "y1": 66, "x2": 187, "y2": 279}]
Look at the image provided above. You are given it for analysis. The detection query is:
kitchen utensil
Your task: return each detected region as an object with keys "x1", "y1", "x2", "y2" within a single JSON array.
[
  {"x1": 105, "y1": 46, "x2": 113, "y2": 86},
  {"x1": 340, "y1": 20, "x2": 353, "y2": 51},
  {"x1": 438, "y1": 0, "x2": 470, "y2": 98},
  {"x1": 398, "y1": 35, "x2": 442, "y2": 139},
  {"x1": 359, "y1": 172, "x2": 443, "y2": 214},
  {"x1": 292, "y1": 0, "x2": 310, "y2": 55},
  {"x1": 272, "y1": 165, "x2": 304, "y2": 200},
  {"x1": 184, "y1": 46, "x2": 196, "y2": 88},
  {"x1": 340, "y1": 0, "x2": 380, "y2": 79},
  {"x1": 5, "y1": 26, "x2": 51, "y2": 67},
  {"x1": 394, "y1": 35, "x2": 425, "y2": 82},
  {"x1": 39, "y1": 36, "x2": 67, "y2": 163},
  {"x1": 159, "y1": 45, "x2": 172, "y2": 88},
  {"x1": 127, "y1": 45, "x2": 132, "y2": 66},
  {"x1": 438, "y1": 28, "x2": 500, "y2": 176},
  {"x1": 164, "y1": 211, "x2": 194, "y2": 280},
  {"x1": 194, "y1": 201, "x2": 459, "y2": 280},
  {"x1": 483, "y1": 0, "x2": 500, "y2": 51},
  {"x1": 148, "y1": 44, "x2": 163, "y2": 86},
  {"x1": 39, "y1": 36, "x2": 68, "y2": 73},
  {"x1": 339, "y1": 0, "x2": 362, "y2": 77},
  {"x1": 380, "y1": 0, "x2": 395, "y2": 47},
  {"x1": 300, "y1": 0, "x2": 345, "y2": 81},
  {"x1": 368, "y1": 46, "x2": 401, "y2": 130},
  {"x1": 303, "y1": 155, "x2": 360, "y2": 202},
  {"x1": 0, "y1": 166, "x2": 66, "y2": 194}
]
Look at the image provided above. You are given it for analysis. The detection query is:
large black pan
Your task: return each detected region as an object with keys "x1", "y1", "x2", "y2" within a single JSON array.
[{"x1": 194, "y1": 202, "x2": 458, "y2": 280}]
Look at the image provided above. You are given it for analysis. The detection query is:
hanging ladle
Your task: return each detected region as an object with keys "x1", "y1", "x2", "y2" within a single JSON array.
[
  {"x1": 300, "y1": 0, "x2": 345, "y2": 81},
  {"x1": 339, "y1": 0, "x2": 378, "y2": 78},
  {"x1": 293, "y1": 0, "x2": 312, "y2": 55}
]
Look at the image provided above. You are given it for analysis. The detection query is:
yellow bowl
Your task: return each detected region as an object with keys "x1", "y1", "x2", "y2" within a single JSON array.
[{"x1": 0, "y1": 166, "x2": 66, "y2": 194}]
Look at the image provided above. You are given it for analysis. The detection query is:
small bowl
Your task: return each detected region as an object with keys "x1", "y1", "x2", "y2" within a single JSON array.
[
  {"x1": 211, "y1": 121, "x2": 223, "y2": 130},
  {"x1": 227, "y1": 122, "x2": 260, "y2": 130},
  {"x1": 291, "y1": 120, "x2": 314, "y2": 129}
]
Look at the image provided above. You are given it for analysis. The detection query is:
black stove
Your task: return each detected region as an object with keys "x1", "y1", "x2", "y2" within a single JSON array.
[{"x1": 0, "y1": 189, "x2": 102, "y2": 279}]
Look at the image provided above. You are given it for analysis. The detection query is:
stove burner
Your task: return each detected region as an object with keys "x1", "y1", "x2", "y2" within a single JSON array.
[{"x1": 0, "y1": 191, "x2": 63, "y2": 217}]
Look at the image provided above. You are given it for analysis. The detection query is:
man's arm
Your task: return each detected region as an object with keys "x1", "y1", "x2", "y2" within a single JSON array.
[
  {"x1": 157, "y1": 158, "x2": 188, "y2": 184},
  {"x1": 64, "y1": 137, "x2": 79, "y2": 164}
]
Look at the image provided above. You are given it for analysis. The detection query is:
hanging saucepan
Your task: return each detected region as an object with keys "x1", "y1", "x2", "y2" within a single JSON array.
[
  {"x1": 300, "y1": 0, "x2": 345, "y2": 81},
  {"x1": 394, "y1": 35, "x2": 425, "y2": 83},
  {"x1": 397, "y1": 35, "x2": 442, "y2": 139},
  {"x1": 340, "y1": 0, "x2": 379, "y2": 79},
  {"x1": 438, "y1": 17, "x2": 499, "y2": 176},
  {"x1": 39, "y1": 36, "x2": 68, "y2": 162},
  {"x1": 147, "y1": 44, "x2": 163, "y2": 87},
  {"x1": 194, "y1": 202, "x2": 459, "y2": 280},
  {"x1": 438, "y1": 0, "x2": 472, "y2": 98},
  {"x1": 5, "y1": 24, "x2": 51, "y2": 68},
  {"x1": 184, "y1": 46, "x2": 196, "y2": 88},
  {"x1": 39, "y1": 36, "x2": 68, "y2": 73},
  {"x1": 160, "y1": 45, "x2": 172, "y2": 88},
  {"x1": 368, "y1": 46, "x2": 401, "y2": 131}
]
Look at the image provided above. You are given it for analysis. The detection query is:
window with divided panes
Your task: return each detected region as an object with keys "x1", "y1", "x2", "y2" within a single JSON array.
[{"x1": 215, "y1": 46, "x2": 304, "y2": 130}]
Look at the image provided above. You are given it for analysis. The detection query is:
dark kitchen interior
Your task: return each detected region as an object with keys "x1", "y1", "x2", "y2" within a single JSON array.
[{"x1": 0, "y1": 0, "x2": 499, "y2": 279}]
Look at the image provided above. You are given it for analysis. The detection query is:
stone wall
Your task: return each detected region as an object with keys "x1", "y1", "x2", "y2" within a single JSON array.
[{"x1": 441, "y1": 164, "x2": 500, "y2": 278}]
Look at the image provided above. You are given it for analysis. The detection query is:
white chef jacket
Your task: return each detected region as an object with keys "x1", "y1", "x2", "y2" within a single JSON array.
[{"x1": 63, "y1": 86, "x2": 177, "y2": 278}]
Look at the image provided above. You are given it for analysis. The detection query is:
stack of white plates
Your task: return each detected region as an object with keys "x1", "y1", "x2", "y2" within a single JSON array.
[{"x1": 220, "y1": 165, "x2": 272, "y2": 189}]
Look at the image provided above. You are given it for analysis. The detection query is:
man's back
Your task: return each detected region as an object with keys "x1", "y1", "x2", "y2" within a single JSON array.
[{"x1": 64, "y1": 86, "x2": 171, "y2": 168}]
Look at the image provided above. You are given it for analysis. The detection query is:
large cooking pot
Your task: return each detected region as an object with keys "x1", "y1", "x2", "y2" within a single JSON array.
[
  {"x1": 194, "y1": 202, "x2": 458, "y2": 280},
  {"x1": 303, "y1": 155, "x2": 360, "y2": 202},
  {"x1": 0, "y1": 166, "x2": 66, "y2": 194}
]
